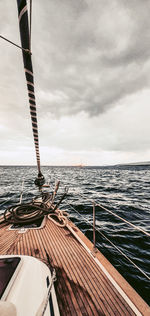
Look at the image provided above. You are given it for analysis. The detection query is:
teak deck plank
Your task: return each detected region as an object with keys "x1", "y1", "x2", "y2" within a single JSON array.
[
  {"x1": 47, "y1": 222, "x2": 109, "y2": 315},
  {"x1": 46, "y1": 224, "x2": 97, "y2": 315},
  {"x1": 48, "y1": 223, "x2": 100, "y2": 316},
  {"x1": 50, "y1": 225, "x2": 110, "y2": 315},
  {"x1": 0, "y1": 218, "x2": 150, "y2": 315},
  {"x1": 70, "y1": 235, "x2": 132, "y2": 315},
  {"x1": 47, "y1": 225, "x2": 86, "y2": 314}
]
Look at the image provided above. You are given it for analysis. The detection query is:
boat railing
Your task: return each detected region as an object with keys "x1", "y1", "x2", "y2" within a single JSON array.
[{"x1": 64, "y1": 193, "x2": 150, "y2": 282}]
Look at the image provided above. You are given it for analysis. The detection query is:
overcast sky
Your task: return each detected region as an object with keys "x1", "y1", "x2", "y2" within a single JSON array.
[{"x1": 1, "y1": 0, "x2": 150, "y2": 166}]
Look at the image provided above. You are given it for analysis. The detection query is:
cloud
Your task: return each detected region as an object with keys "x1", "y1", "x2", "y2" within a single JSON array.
[
  {"x1": 1, "y1": 0, "x2": 150, "y2": 165},
  {"x1": 38, "y1": 88, "x2": 150, "y2": 154},
  {"x1": 1, "y1": 88, "x2": 150, "y2": 165},
  {"x1": 1, "y1": 0, "x2": 150, "y2": 119},
  {"x1": 30, "y1": 0, "x2": 150, "y2": 117}
]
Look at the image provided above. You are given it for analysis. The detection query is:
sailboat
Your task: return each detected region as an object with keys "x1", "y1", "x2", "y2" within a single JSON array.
[{"x1": 0, "y1": 1, "x2": 150, "y2": 315}]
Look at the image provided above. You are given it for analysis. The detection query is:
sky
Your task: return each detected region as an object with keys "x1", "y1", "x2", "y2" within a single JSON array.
[{"x1": 1, "y1": 0, "x2": 150, "y2": 166}]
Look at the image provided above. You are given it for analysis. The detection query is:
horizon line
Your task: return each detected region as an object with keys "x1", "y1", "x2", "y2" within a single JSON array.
[{"x1": 0, "y1": 161, "x2": 150, "y2": 167}]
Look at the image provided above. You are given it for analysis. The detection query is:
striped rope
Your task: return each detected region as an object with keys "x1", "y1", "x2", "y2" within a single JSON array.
[{"x1": 16, "y1": 0, "x2": 42, "y2": 175}]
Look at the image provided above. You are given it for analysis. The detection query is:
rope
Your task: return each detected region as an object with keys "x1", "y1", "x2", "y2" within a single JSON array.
[
  {"x1": 2, "y1": 202, "x2": 68, "y2": 227},
  {"x1": 48, "y1": 209, "x2": 69, "y2": 227},
  {"x1": 3, "y1": 202, "x2": 49, "y2": 225},
  {"x1": 0, "y1": 35, "x2": 31, "y2": 54},
  {"x1": 67, "y1": 202, "x2": 150, "y2": 282},
  {"x1": 1, "y1": 187, "x2": 68, "y2": 227}
]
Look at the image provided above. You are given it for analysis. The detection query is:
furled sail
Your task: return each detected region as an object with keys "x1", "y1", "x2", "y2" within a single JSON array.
[{"x1": 16, "y1": 0, "x2": 45, "y2": 185}]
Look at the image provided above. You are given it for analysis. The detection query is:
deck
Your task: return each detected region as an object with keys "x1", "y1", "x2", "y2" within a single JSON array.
[{"x1": 0, "y1": 217, "x2": 149, "y2": 315}]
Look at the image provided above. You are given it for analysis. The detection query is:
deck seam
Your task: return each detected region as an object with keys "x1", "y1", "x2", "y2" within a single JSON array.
[
  {"x1": 42, "y1": 223, "x2": 78, "y2": 316},
  {"x1": 49, "y1": 222, "x2": 116, "y2": 315},
  {"x1": 48, "y1": 221, "x2": 102, "y2": 316},
  {"x1": 67, "y1": 223, "x2": 142, "y2": 316},
  {"x1": 68, "y1": 230, "x2": 133, "y2": 315}
]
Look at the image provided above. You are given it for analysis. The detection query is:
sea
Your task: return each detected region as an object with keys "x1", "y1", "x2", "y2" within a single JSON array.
[{"x1": 0, "y1": 165, "x2": 150, "y2": 305}]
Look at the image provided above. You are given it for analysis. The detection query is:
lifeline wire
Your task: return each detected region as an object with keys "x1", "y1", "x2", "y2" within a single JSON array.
[
  {"x1": 75, "y1": 185, "x2": 150, "y2": 215},
  {"x1": 67, "y1": 202, "x2": 150, "y2": 282},
  {"x1": 96, "y1": 199, "x2": 150, "y2": 237},
  {"x1": 71, "y1": 191, "x2": 150, "y2": 238}
]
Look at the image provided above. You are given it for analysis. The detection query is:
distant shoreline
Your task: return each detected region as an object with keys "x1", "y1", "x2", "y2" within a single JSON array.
[{"x1": 0, "y1": 162, "x2": 150, "y2": 168}]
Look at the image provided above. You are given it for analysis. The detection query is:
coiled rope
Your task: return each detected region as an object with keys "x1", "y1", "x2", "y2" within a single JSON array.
[
  {"x1": 48, "y1": 210, "x2": 69, "y2": 227},
  {"x1": 0, "y1": 201, "x2": 68, "y2": 228},
  {"x1": 1, "y1": 183, "x2": 69, "y2": 227},
  {"x1": 3, "y1": 202, "x2": 49, "y2": 225}
]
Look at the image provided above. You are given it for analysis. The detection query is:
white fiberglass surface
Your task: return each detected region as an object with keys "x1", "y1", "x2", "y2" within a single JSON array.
[{"x1": 0, "y1": 255, "x2": 60, "y2": 316}]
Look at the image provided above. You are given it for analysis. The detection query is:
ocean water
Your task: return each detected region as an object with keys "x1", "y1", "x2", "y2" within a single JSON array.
[{"x1": 0, "y1": 165, "x2": 150, "y2": 304}]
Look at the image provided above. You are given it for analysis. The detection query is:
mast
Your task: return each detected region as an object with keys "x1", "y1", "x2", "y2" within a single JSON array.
[{"x1": 16, "y1": 0, "x2": 45, "y2": 186}]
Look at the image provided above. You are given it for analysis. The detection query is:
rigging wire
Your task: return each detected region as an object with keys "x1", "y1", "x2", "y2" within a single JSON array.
[
  {"x1": 70, "y1": 184, "x2": 150, "y2": 213},
  {"x1": 67, "y1": 202, "x2": 150, "y2": 282},
  {"x1": 96, "y1": 199, "x2": 150, "y2": 237},
  {"x1": 0, "y1": 198, "x2": 12, "y2": 208},
  {"x1": 0, "y1": 35, "x2": 31, "y2": 54},
  {"x1": 68, "y1": 190, "x2": 150, "y2": 237},
  {"x1": 46, "y1": 180, "x2": 150, "y2": 236}
]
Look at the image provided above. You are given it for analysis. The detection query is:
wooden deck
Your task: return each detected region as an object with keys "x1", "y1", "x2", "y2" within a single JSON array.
[{"x1": 0, "y1": 217, "x2": 149, "y2": 315}]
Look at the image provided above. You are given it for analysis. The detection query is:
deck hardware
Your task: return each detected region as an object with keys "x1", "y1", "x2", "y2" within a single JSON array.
[
  {"x1": 35, "y1": 172, "x2": 45, "y2": 187},
  {"x1": 52, "y1": 181, "x2": 60, "y2": 203},
  {"x1": 53, "y1": 187, "x2": 69, "y2": 211},
  {"x1": 19, "y1": 180, "x2": 24, "y2": 204},
  {"x1": 93, "y1": 201, "x2": 96, "y2": 251}
]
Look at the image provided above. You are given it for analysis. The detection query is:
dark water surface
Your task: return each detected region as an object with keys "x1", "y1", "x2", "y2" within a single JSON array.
[{"x1": 0, "y1": 165, "x2": 150, "y2": 304}]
